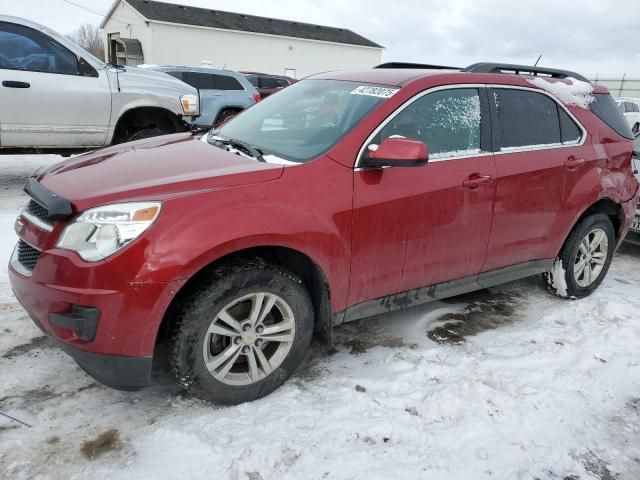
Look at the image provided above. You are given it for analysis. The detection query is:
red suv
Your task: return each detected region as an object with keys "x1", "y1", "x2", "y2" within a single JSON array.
[{"x1": 9, "y1": 62, "x2": 639, "y2": 404}]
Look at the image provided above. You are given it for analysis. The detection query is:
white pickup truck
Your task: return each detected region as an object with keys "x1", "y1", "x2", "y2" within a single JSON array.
[{"x1": 0, "y1": 15, "x2": 199, "y2": 152}]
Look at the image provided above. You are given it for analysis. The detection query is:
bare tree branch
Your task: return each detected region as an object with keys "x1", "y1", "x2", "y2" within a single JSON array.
[{"x1": 66, "y1": 24, "x2": 104, "y2": 60}]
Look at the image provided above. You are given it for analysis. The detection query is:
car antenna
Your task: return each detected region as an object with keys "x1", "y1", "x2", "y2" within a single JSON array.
[{"x1": 533, "y1": 54, "x2": 542, "y2": 69}]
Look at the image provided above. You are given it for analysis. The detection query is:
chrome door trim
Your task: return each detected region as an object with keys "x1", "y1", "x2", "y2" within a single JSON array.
[{"x1": 354, "y1": 83, "x2": 588, "y2": 169}]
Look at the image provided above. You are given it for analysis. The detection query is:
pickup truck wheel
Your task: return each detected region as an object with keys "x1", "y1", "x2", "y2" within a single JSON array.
[
  {"x1": 169, "y1": 261, "x2": 313, "y2": 404},
  {"x1": 544, "y1": 214, "x2": 615, "y2": 299},
  {"x1": 127, "y1": 128, "x2": 164, "y2": 142}
]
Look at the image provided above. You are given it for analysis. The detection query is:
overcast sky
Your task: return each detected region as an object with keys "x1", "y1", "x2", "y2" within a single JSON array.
[{"x1": 3, "y1": 0, "x2": 639, "y2": 78}]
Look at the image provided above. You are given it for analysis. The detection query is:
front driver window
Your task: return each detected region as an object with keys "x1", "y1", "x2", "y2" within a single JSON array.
[
  {"x1": 0, "y1": 21, "x2": 78, "y2": 75},
  {"x1": 377, "y1": 88, "x2": 482, "y2": 159}
]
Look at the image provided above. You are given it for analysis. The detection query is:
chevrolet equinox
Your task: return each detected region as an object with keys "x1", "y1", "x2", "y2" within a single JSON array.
[{"x1": 9, "y1": 62, "x2": 640, "y2": 404}]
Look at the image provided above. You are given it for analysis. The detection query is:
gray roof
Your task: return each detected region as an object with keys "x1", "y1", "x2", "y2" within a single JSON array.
[{"x1": 124, "y1": 0, "x2": 383, "y2": 48}]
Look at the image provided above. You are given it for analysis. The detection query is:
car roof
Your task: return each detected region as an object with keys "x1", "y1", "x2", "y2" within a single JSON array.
[{"x1": 308, "y1": 68, "x2": 609, "y2": 94}]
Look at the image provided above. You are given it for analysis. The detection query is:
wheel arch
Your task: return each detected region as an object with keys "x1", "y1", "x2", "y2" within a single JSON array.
[
  {"x1": 155, "y1": 244, "x2": 334, "y2": 356},
  {"x1": 575, "y1": 197, "x2": 624, "y2": 240},
  {"x1": 111, "y1": 106, "x2": 184, "y2": 144},
  {"x1": 554, "y1": 197, "x2": 625, "y2": 258}
]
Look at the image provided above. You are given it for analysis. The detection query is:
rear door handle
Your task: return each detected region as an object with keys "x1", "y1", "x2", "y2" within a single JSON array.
[
  {"x1": 2, "y1": 80, "x2": 30, "y2": 88},
  {"x1": 565, "y1": 156, "x2": 585, "y2": 169},
  {"x1": 463, "y1": 175, "x2": 492, "y2": 189}
]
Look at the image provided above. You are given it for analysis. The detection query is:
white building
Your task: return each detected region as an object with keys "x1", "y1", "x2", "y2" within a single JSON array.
[{"x1": 100, "y1": 0, "x2": 384, "y2": 79}]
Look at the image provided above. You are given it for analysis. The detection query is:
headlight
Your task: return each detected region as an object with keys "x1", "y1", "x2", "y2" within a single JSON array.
[
  {"x1": 180, "y1": 94, "x2": 199, "y2": 116},
  {"x1": 56, "y1": 202, "x2": 161, "y2": 262}
]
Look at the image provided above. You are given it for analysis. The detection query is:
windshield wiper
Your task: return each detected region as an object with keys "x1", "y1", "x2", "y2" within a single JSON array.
[{"x1": 209, "y1": 135, "x2": 266, "y2": 162}]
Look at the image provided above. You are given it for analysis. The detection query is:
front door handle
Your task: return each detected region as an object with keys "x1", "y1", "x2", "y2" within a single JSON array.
[
  {"x1": 463, "y1": 175, "x2": 492, "y2": 189},
  {"x1": 565, "y1": 156, "x2": 585, "y2": 170},
  {"x1": 2, "y1": 80, "x2": 30, "y2": 88}
]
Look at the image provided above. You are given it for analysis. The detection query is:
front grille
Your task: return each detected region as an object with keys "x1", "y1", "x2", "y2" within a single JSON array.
[
  {"x1": 17, "y1": 240, "x2": 41, "y2": 272},
  {"x1": 25, "y1": 200, "x2": 49, "y2": 222}
]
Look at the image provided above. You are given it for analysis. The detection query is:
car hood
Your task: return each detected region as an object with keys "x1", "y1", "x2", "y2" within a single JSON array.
[
  {"x1": 113, "y1": 66, "x2": 198, "y2": 96},
  {"x1": 37, "y1": 134, "x2": 283, "y2": 211}
]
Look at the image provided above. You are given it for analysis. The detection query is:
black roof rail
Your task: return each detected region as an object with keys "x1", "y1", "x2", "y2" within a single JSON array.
[
  {"x1": 462, "y1": 62, "x2": 589, "y2": 83},
  {"x1": 375, "y1": 62, "x2": 460, "y2": 70}
]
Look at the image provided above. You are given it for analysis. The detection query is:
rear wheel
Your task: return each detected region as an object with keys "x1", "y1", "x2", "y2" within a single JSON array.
[
  {"x1": 169, "y1": 261, "x2": 313, "y2": 404},
  {"x1": 544, "y1": 214, "x2": 615, "y2": 298},
  {"x1": 214, "y1": 109, "x2": 240, "y2": 128}
]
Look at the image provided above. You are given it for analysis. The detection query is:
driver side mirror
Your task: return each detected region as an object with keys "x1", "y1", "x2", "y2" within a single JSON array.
[
  {"x1": 360, "y1": 137, "x2": 429, "y2": 169},
  {"x1": 633, "y1": 123, "x2": 640, "y2": 137}
]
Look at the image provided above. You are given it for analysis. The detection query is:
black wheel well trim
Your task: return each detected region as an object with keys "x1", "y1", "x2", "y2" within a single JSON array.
[
  {"x1": 112, "y1": 106, "x2": 184, "y2": 143},
  {"x1": 576, "y1": 197, "x2": 624, "y2": 239},
  {"x1": 155, "y1": 245, "x2": 334, "y2": 355}
]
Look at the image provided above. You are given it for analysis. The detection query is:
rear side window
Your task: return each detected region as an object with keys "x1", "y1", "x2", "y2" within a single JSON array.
[
  {"x1": 215, "y1": 74, "x2": 243, "y2": 90},
  {"x1": 165, "y1": 71, "x2": 183, "y2": 81},
  {"x1": 245, "y1": 75, "x2": 259, "y2": 87},
  {"x1": 493, "y1": 89, "x2": 561, "y2": 148},
  {"x1": 180, "y1": 72, "x2": 244, "y2": 90},
  {"x1": 275, "y1": 78, "x2": 288, "y2": 88},
  {"x1": 260, "y1": 77, "x2": 278, "y2": 89},
  {"x1": 589, "y1": 94, "x2": 634, "y2": 139},
  {"x1": 183, "y1": 72, "x2": 215, "y2": 89}
]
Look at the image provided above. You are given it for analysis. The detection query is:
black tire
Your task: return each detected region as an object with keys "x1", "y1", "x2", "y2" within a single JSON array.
[
  {"x1": 127, "y1": 127, "x2": 164, "y2": 142},
  {"x1": 214, "y1": 109, "x2": 239, "y2": 128},
  {"x1": 544, "y1": 214, "x2": 615, "y2": 299},
  {"x1": 168, "y1": 260, "x2": 313, "y2": 404}
]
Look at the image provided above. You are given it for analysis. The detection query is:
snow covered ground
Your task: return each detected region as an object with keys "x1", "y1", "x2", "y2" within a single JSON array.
[{"x1": 1, "y1": 155, "x2": 639, "y2": 480}]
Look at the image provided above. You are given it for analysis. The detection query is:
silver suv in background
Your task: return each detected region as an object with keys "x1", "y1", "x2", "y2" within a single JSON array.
[
  {"x1": 150, "y1": 66, "x2": 260, "y2": 128},
  {"x1": 0, "y1": 15, "x2": 199, "y2": 152}
]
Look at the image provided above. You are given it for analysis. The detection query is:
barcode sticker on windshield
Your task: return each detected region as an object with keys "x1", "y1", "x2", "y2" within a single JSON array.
[{"x1": 350, "y1": 86, "x2": 399, "y2": 98}]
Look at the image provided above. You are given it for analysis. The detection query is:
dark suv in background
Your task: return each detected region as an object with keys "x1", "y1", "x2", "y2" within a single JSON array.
[{"x1": 241, "y1": 72, "x2": 296, "y2": 98}]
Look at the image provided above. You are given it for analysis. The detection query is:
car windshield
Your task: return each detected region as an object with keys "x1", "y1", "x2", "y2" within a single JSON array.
[{"x1": 211, "y1": 79, "x2": 396, "y2": 163}]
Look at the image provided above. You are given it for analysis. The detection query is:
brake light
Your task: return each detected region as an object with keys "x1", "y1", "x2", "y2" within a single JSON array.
[{"x1": 253, "y1": 92, "x2": 261, "y2": 103}]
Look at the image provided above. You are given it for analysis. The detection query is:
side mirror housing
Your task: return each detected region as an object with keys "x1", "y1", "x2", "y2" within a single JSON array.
[{"x1": 360, "y1": 137, "x2": 428, "y2": 169}]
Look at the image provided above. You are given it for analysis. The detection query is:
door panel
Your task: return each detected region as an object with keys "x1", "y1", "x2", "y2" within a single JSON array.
[
  {"x1": 482, "y1": 87, "x2": 588, "y2": 271},
  {"x1": 349, "y1": 87, "x2": 496, "y2": 308},
  {"x1": 482, "y1": 148, "x2": 567, "y2": 270},
  {"x1": 0, "y1": 69, "x2": 111, "y2": 147}
]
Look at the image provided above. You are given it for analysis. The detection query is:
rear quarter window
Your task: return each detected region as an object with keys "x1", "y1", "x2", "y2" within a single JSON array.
[{"x1": 589, "y1": 93, "x2": 634, "y2": 139}]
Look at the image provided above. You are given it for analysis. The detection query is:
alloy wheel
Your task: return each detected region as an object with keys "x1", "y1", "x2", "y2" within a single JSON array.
[
  {"x1": 202, "y1": 292, "x2": 295, "y2": 386},
  {"x1": 573, "y1": 227, "x2": 608, "y2": 288}
]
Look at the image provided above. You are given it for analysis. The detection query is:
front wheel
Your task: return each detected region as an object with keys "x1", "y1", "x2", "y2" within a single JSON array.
[
  {"x1": 544, "y1": 214, "x2": 615, "y2": 298},
  {"x1": 169, "y1": 261, "x2": 313, "y2": 404}
]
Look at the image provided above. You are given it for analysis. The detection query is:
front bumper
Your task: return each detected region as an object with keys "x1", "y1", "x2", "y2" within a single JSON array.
[
  {"x1": 9, "y1": 244, "x2": 180, "y2": 390},
  {"x1": 19, "y1": 303, "x2": 151, "y2": 390}
]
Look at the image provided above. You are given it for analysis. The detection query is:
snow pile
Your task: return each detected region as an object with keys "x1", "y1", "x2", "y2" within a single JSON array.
[
  {"x1": 529, "y1": 76, "x2": 595, "y2": 108},
  {"x1": 1, "y1": 156, "x2": 640, "y2": 479}
]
